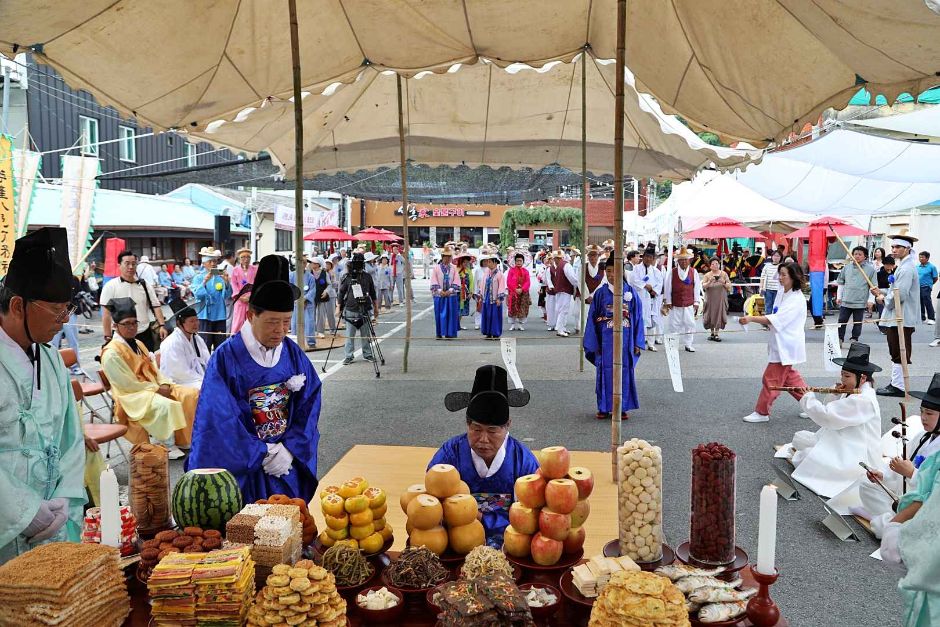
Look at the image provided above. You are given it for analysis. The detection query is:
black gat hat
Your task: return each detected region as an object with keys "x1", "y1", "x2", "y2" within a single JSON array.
[{"x1": 445, "y1": 365, "x2": 530, "y2": 426}]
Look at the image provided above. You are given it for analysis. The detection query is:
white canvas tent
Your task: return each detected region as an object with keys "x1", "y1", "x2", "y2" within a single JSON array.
[
  {"x1": 732, "y1": 129, "x2": 940, "y2": 215},
  {"x1": 848, "y1": 105, "x2": 940, "y2": 138},
  {"x1": 643, "y1": 171, "x2": 813, "y2": 236}
]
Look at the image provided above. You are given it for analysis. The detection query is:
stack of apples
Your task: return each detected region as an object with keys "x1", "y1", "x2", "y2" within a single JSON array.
[
  {"x1": 318, "y1": 476, "x2": 393, "y2": 554},
  {"x1": 400, "y1": 463, "x2": 486, "y2": 556},
  {"x1": 504, "y1": 446, "x2": 594, "y2": 566}
]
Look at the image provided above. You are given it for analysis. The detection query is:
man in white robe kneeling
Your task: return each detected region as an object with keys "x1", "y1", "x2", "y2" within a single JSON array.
[
  {"x1": 783, "y1": 342, "x2": 882, "y2": 509},
  {"x1": 159, "y1": 299, "x2": 209, "y2": 389}
]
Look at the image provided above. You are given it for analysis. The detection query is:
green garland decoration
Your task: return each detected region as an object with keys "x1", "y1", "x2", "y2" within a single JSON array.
[{"x1": 499, "y1": 205, "x2": 583, "y2": 252}]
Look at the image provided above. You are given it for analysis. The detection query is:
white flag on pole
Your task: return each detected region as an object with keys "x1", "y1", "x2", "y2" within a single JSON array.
[
  {"x1": 13, "y1": 149, "x2": 41, "y2": 238},
  {"x1": 663, "y1": 333, "x2": 684, "y2": 392},
  {"x1": 60, "y1": 155, "x2": 99, "y2": 268},
  {"x1": 822, "y1": 325, "x2": 842, "y2": 372},
  {"x1": 501, "y1": 337, "x2": 524, "y2": 391}
]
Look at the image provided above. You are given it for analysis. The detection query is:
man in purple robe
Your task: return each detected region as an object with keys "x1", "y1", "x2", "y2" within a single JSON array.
[
  {"x1": 583, "y1": 255, "x2": 645, "y2": 420},
  {"x1": 429, "y1": 365, "x2": 539, "y2": 547}
]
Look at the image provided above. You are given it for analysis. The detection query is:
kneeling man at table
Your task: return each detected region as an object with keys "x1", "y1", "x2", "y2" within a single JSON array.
[
  {"x1": 781, "y1": 342, "x2": 882, "y2": 507},
  {"x1": 430, "y1": 365, "x2": 539, "y2": 548},
  {"x1": 186, "y1": 255, "x2": 322, "y2": 504},
  {"x1": 101, "y1": 297, "x2": 198, "y2": 460}
]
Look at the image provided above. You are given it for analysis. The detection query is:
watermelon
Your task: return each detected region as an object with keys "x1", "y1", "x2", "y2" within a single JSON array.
[{"x1": 172, "y1": 468, "x2": 243, "y2": 531}]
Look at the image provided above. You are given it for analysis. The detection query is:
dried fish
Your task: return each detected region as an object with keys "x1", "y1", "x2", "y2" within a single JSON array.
[
  {"x1": 699, "y1": 601, "x2": 748, "y2": 623},
  {"x1": 655, "y1": 563, "x2": 726, "y2": 581},
  {"x1": 689, "y1": 586, "x2": 758, "y2": 603},
  {"x1": 461, "y1": 545, "x2": 514, "y2": 580},
  {"x1": 675, "y1": 575, "x2": 742, "y2": 594}
]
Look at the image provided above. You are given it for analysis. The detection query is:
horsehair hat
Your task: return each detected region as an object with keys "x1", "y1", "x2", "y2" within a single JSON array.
[
  {"x1": 4, "y1": 227, "x2": 73, "y2": 302},
  {"x1": 246, "y1": 254, "x2": 301, "y2": 312},
  {"x1": 444, "y1": 365, "x2": 530, "y2": 426},
  {"x1": 831, "y1": 341, "x2": 882, "y2": 374},
  {"x1": 911, "y1": 372, "x2": 940, "y2": 412},
  {"x1": 104, "y1": 297, "x2": 138, "y2": 323},
  {"x1": 166, "y1": 297, "x2": 206, "y2": 322}
]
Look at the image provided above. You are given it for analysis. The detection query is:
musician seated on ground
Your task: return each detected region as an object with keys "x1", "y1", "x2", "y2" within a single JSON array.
[
  {"x1": 857, "y1": 372, "x2": 940, "y2": 537},
  {"x1": 781, "y1": 342, "x2": 882, "y2": 502},
  {"x1": 429, "y1": 365, "x2": 539, "y2": 549}
]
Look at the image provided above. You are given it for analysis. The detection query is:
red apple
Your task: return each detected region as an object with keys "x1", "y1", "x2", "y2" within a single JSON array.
[
  {"x1": 530, "y1": 532, "x2": 564, "y2": 566},
  {"x1": 562, "y1": 525, "x2": 586, "y2": 554},
  {"x1": 502, "y1": 525, "x2": 532, "y2": 558},
  {"x1": 508, "y1": 502, "x2": 539, "y2": 535},
  {"x1": 570, "y1": 498, "x2": 591, "y2": 528},
  {"x1": 538, "y1": 507, "x2": 571, "y2": 541},
  {"x1": 538, "y1": 446, "x2": 571, "y2": 479},
  {"x1": 544, "y1": 478, "x2": 579, "y2": 514},
  {"x1": 514, "y1": 474, "x2": 547, "y2": 509},
  {"x1": 567, "y1": 466, "x2": 595, "y2": 500}
]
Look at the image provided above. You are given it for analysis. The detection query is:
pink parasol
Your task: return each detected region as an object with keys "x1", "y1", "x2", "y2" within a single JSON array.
[
  {"x1": 303, "y1": 225, "x2": 355, "y2": 241},
  {"x1": 685, "y1": 217, "x2": 764, "y2": 240},
  {"x1": 353, "y1": 227, "x2": 403, "y2": 242},
  {"x1": 786, "y1": 216, "x2": 871, "y2": 239}
]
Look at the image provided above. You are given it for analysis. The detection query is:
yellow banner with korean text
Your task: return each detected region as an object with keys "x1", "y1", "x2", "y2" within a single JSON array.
[{"x1": 0, "y1": 135, "x2": 15, "y2": 278}]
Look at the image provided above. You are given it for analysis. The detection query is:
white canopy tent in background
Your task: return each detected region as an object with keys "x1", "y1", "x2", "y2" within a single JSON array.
[
  {"x1": 642, "y1": 170, "x2": 814, "y2": 237},
  {"x1": 848, "y1": 105, "x2": 940, "y2": 138},
  {"x1": 198, "y1": 55, "x2": 755, "y2": 180},
  {"x1": 732, "y1": 129, "x2": 940, "y2": 216}
]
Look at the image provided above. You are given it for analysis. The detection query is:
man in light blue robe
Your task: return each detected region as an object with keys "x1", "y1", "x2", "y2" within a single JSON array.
[
  {"x1": 430, "y1": 365, "x2": 539, "y2": 547},
  {"x1": 583, "y1": 256, "x2": 645, "y2": 420},
  {"x1": 187, "y1": 255, "x2": 322, "y2": 504},
  {"x1": 0, "y1": 227, "x2": 86, "y2": 564},
  {"x1": 289, "y1": 259, "x2": 317, "y2": 346}
]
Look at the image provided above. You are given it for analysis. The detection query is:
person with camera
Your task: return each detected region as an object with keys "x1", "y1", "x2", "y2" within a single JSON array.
[
  {"x1": 338, "y1": 252, "x2": 378, "y2": 365},
  {"x1": 192, "y1": 246, "x2": 232, "y2": 352},
  {"x1": 100, "y1": 250, "x2": 168, "y2": 352}
]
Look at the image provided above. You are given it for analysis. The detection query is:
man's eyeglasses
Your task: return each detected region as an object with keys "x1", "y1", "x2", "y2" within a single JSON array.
[
  {"x1": 116, "y1": 320, "x2": 140, "y2": 329},
  {"x1": 30, "y1": 301, "x2": 77, "y2": 323}
]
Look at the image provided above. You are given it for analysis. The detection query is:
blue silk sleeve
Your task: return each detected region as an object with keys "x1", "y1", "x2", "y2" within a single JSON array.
[
  {"x1": 281, "y1": 342, "x2": 322, "y2": 482},
  {"x1": 582, "y1": 291, "x2": 603, "y2": 366}
]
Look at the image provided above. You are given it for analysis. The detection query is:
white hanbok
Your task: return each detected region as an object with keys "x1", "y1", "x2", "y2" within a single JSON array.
[
  {"x1": 629, "y1": 262, "x2": 664, "y2": 337},
  {"x1": 552, "y1": 261, "x2": 580, "y2": 333},
  {"x1": 861, "y1": 424, "x2": 940, "y2": 537},
  {"x1": 784, "y1": 383, "x2": 881, "y2": 505},
  {"x1": 158, "y1": 327, "x2": 209, "y2": 389},
  {"x1": 663, "y1": 266, "x2": 702, "y2": 349}
]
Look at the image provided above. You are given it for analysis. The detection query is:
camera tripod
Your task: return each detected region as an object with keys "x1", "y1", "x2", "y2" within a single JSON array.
[{"x1": 323, "y1": 307, "x2": 385, "y2": 377}]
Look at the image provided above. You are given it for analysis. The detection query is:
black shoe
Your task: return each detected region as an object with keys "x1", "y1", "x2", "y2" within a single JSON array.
[
  {"x1": 342, "y1": 357, "x2": 354, "y2": 365},
  {"x1": 713, "y1": 336, "x2": 722, "y2": 342},
  {"x1": 877, "y1": 384, "x2": 905, "y2": 397},
  {"x1": 364, "y1": 355, "x2": 376, "y2": 362}
]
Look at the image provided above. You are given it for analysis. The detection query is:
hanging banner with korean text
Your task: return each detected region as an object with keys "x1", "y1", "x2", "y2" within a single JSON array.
[
  {"x1": 60, "y1": 154, "x2": 100, "y2": 268},
  {"x1": 14, "y1": 148, "x2": 41, "y2": 238},
  {"x1": 0, "y1": 136, "x2": 15, "y2": 277}
]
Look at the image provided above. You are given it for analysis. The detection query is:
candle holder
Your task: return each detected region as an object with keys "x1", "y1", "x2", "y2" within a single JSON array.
[{"x1": 746, "y1": 565, "x2": 780, "y2": 627}]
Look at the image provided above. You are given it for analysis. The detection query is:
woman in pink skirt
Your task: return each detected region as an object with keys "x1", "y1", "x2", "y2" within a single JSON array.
[{"x1": 230, "y1": 248, "x2": 257, "y2": 333}]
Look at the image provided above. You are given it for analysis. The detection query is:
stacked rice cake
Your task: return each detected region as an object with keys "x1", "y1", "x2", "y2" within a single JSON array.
[
  {"x1": 149, "y1": 546, "x2": 255, "y2": 626},
  {"x1": 226, "y1": 504, "x2": 302, "y2": 569},
  {"x1": 0, "y1": 542, "x2": 130, "y2": 627},
  {"x1": 573, "y1": 554, "x2": 640, "y2": 598}
]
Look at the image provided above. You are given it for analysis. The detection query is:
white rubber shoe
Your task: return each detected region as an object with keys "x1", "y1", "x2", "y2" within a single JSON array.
[{"x1": 743, "y1": 412, "x2": 770, "y2": 423}]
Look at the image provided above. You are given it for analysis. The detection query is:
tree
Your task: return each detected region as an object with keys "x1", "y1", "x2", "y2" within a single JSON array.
[{"x1": 499, "y1": 205, "x2": 583, "y2": 251}]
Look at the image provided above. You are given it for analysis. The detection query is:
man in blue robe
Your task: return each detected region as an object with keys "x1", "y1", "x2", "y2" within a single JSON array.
[
  {"x1": 186, "y1": 255, "x2": 322, "y2": 504},
  {"x1": 429, "y1": 365, "x2": 539, "y2": 547},
  {"x1": 431, "y1": 246, "x2": 460, "y2": 339},
  {"x1": 583, "y1": 255, "x2": 645, "y2": 420},
  {"x1": 289, "y1": 257, "x2": 317, "y2": 347}
]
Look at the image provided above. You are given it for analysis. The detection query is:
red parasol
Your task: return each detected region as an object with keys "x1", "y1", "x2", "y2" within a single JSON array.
[
  {"x1": 353, "y1": 227, "x2": 403, "y2": 242},
  {"x1": 685, "y1": 217, "x2": 764, "y2": 240},
  {"x1": 786, "y1": 216, "x2": 871, "y2": 239},
  {"x1": 303, "y1": 225, "x2": 355, "y2": 241}
]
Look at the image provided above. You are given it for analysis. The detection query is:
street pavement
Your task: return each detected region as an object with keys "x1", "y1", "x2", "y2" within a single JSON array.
[{"x1": 72, "y1": 275, "x2": 938, "y2": 627}]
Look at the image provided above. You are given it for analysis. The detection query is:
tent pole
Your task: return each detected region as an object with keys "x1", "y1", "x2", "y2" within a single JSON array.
[
  {"x1": 611, "y1": 0, "x2": 626, "y2": 482},
  {"x1": 579, "y1": 49, "x2": 589, "y2": 374},
  {"x1": 288, "y1": 0, "x2": 307, "y2": 350},
  {"x1": 397, "y1": 75, "x2": 413, "y2": 373}
]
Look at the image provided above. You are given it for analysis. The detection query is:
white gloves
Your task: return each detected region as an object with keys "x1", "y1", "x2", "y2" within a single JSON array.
[
  {"x1": 263, "y1": 443, "x2": 294, "y2": 478},
  {"x1": 23, "y1": 498, "x2": 69, "y2": 542}
]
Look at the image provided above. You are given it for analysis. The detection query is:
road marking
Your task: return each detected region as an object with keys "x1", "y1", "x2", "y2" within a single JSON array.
[{"x1": 318, "y1": 303, "x2": 435, "y2": 380}]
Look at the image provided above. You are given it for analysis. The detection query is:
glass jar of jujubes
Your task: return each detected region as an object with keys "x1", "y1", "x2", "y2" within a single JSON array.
[{"x1": 689, "y1": 442, "x2": 736, "y2": 565}]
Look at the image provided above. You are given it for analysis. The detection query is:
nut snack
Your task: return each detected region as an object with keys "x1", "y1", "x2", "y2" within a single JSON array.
[
  {"x1": 617, "y1": 439, "x2": 664, "y2": 563},
  {"x1": 129, "y1": 443, "x2": 171, "y2": 532},
  {"x1": 0, "y1": 542, "x2": 130, "y2": 627},
  {"x1": 588, "y1": 570, "x2": 690, "y2": 627},
  {"x1": 689, "y1": 442, "x2": 737, "y2": 565}
]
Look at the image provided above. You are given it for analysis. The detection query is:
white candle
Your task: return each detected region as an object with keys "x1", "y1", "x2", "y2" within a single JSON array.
[
  {"x1": 756, "y1": 484, "x2": 778, "y2": 575},
  {"x1": 99, "y1": 466, "x2": 121, "y2": 548}
]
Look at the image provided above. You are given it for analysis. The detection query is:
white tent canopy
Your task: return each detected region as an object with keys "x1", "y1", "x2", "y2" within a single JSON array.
[
  {"x1": 732, "y1": 129, "x2": 940, "y2": 215},
  {"x1": 4, "y1": 1, "x2": 939, "y2": 147},
  {"x1": 848, "y1": 105, "x2": 940, "y2": 138},
  {"x1": 198, "y1": 56, "x2": 754, "y2": 180},
  {"x1": 643, "y1": 171, "x2": 814, "y2": 236}
]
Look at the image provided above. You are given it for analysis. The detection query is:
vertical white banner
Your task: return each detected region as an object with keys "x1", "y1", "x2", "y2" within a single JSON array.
[
  {"x1": 60, "y1": 155, "x2": 99, "y2": 268},
  {"x1": 13, "y1": 149, "x2": 41, "y2": 238},
  {"x1": 663, "y1": 333, "x2": 684, "y2": 392},
  {"x1": 500, "y1": 337, "x2": 524, "y2": 391},
  {"x1": 822, "y1": 325, "x2": 842, "y2": 372}
]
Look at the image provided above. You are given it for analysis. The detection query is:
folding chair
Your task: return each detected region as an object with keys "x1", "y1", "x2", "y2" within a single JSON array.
[
  {"x1": 71, "y1": 379, "x2": 129, "y2": 465},
  {"x1": 60, "y1": 348, "x2": 113, "y2": 423}
]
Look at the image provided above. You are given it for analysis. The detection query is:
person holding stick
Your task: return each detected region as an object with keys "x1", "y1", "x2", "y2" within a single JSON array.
[
  {"x1": 739, "y1": 262, "x2": 808, "y2": 423},
  {"x1": 835, "y1": 246, "x2": 876, "y2": 345},
  {"x1": 871, "y1": 235, "x2": 921, "y2": 397}
]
